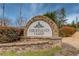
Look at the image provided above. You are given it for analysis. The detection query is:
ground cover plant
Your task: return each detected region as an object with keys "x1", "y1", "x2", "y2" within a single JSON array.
[{"x1": 0, "y1": 46, "x2": 61, "y2": 56}]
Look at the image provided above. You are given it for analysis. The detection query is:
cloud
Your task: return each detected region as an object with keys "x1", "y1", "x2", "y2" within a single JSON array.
[
  {"x1": 30, "y1": 3, "x2": 44, "y2": 17},
  {"x1": 66, "y1": 14, "x2": 79, "y2": 23}
]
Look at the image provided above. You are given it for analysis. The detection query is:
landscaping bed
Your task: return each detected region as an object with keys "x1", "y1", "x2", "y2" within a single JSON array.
[{"x1": 0, "y1": 46, "x2": 61, "y2": 56}]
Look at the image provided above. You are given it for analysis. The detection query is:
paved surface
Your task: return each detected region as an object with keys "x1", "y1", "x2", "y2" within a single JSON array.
[{"x1": 62, "y1": 32, "x2": 79, "y2": 50}]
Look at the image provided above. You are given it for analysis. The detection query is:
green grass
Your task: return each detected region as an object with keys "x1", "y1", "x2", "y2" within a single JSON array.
[{"x1": 0, "y1": 46, "x2": 61, "y2": 56}]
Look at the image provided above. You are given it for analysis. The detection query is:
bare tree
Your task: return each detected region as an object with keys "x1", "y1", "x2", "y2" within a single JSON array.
[
  {"x1": 16, "y1": 4, "x2": 27, "y2": 28},
  {"x1": 0, "y1": 4, "x2": 5, "y2": 26},
  {"x1": 3, "y1": 18, "x2": 11, "y2": 26},
  {"x1": 0, "y1": 4, "x2": 11, "y2": 26},
  {"x1": 0, "y1": 18, "x2": 11, "y2": 26}
]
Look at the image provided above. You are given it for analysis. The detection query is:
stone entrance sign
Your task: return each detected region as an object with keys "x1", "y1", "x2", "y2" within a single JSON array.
[
  {"x1": 22, "y1": 16, "x2": 62, "y2": 49},
  {"x1": 27, "y1": 21, "x2": 52, "y2": 37},
  {"x1": 24, "y1": 16, "x2": 59, "y2": 38},
  {"x1": 0, "y1": 16, "x2": 62, "y2": 53}
]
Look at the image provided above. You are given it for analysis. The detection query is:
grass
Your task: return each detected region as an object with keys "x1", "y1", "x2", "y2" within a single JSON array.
[{"x1": 0, "y1": 46, "x2": 61, "y2": 56}]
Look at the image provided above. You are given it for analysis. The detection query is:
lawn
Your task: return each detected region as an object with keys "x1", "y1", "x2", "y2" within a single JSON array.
[{"x1": 0, "y1": 46, "x2": 61, "y2": 56}]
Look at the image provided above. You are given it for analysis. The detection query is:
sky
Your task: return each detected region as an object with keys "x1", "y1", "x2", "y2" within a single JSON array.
[{"x1": 0, "y1": 3, "x2": 79, "y2": 26}]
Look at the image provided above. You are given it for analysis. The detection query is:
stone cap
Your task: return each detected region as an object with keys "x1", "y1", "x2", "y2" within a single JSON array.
[
  {"x1": 0, "y1": 41, "x2": 51, "y2": 47},
  {"x1": 20, "y1": 36, "x2": 62, "y2": 40}
]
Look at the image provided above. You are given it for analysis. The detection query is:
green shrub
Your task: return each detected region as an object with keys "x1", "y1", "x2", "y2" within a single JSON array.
[
  {"x1": 0, "y1": 26, "x2": 21, "y2": 43},
  {"x1": 59, "y1": 26, "x2": 76, "y2": 37}
]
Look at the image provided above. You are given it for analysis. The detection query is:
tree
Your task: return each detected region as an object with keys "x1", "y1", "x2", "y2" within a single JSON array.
[
  {"x1": 0, "y1": 18, "x2": 11, "y2": 26},
  {"x1": 43, "y1": 8, "x2": 67, "y2": 28},
  {"x1": 43, "y1": 11, "x2": 57, "y2": 23},
  {"x1": 61, "y1": 8, "x2": 66, "y2": 18},
  {"x1": 16, "y1": 17, "x2": 27, "y2": 28},
  {"x1": 75, "y1": 16, "x2": 78, "y2": 30},
  {"x1": 71, "y1": 20, "x2": 76, "y2": 28},
  {"x1": 16, "y1": 4, "x2": 27, "y2": 28},
  {"x1": 57, "y1": 8, "x2": 66, "y2": 28},
  {"x1": 0, "y1": 4, "x2": 12, "y2": 26}
]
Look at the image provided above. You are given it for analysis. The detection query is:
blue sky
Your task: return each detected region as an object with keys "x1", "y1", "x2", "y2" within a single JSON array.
[{"x1": 0, "y1": 3, "x2": 79, "y2": 26}]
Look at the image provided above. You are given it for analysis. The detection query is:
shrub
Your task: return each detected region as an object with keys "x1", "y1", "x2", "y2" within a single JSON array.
[
  {"x1": 0, "y1": 26, "x2": 21, "y2": 43},
  {"x1": 59, "y1": 26, "x2": 76, "y2": 37}
]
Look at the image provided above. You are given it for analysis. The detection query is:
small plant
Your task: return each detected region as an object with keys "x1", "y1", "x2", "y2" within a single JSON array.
[
  {"x1": 0, "y1": 26, "x2": 21, "y2": 43},
  {"x1": 59, "y1": 26, "x2": 76, "y2": 37}
]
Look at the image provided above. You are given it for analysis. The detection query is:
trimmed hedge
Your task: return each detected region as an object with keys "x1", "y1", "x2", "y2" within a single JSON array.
[
  {"x1": 0, "y1": 26, "x2": 21, "y2": 43},
  {"x1": 59, "y1": 26, "x2": 76, "y2": 37}
]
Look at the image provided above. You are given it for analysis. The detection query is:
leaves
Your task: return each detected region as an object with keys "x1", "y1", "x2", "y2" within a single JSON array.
[
  {"x1": 43, "y1": 8, "x2": 66, "y2": 28},
  {"x1": 0, "y1": 26, "x2": 21, "y2": 43},
  {"x1": 59, "y1": 26, "x2": 76, "y2": 37}
]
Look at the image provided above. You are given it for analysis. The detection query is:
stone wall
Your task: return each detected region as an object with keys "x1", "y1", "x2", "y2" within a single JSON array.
[
  {"x1": 0, "y1": 42, "x2": 51, "y2": 53},
  {"x1": 0, "y1": 37, "x2": 62, "y2": 53}
]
